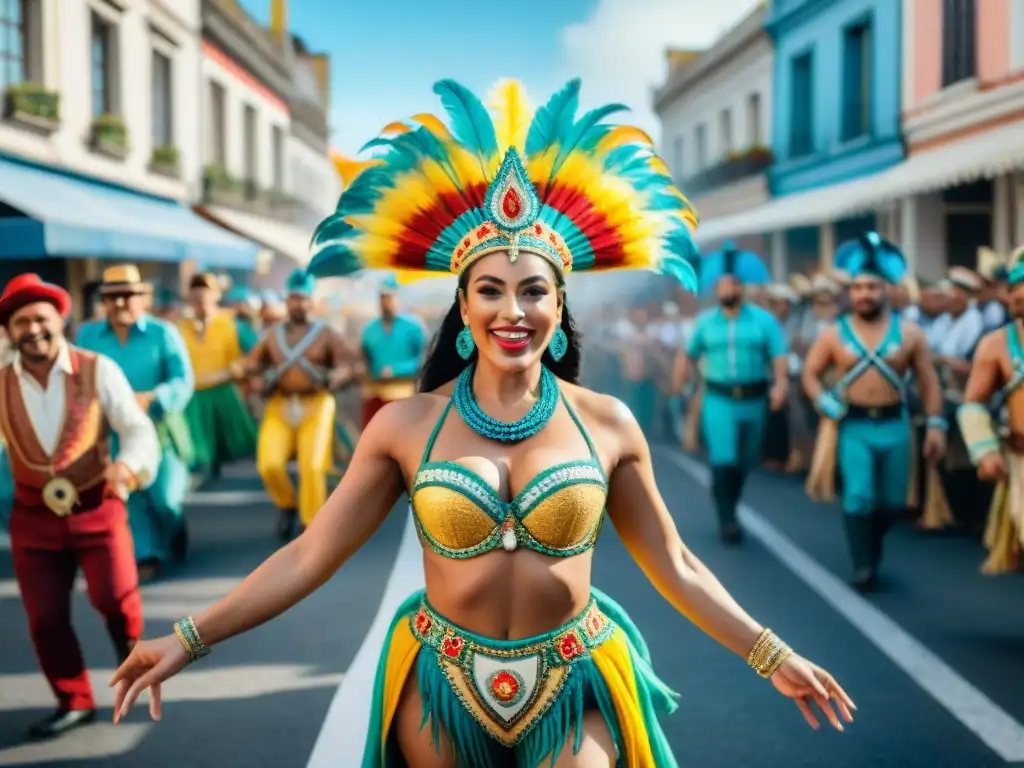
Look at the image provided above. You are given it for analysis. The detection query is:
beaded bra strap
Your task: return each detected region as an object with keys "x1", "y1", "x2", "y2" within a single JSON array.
[
  {"x1": 420, "y1": 398, "x2": 456, "y2": 465},
  {"x1": 559, "y1": 392, "x2": 606, "y2": 480}
]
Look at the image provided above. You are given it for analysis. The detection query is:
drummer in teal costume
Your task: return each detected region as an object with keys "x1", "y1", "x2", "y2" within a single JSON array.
[
  {"x1": 802, "y1": 233, "x2": 946, "y2": 591},
  {"x1": 678, "y1": 242, "x2": 788, "y2": 544},
  {"x1": 76, "y1": 265, "x2": 196, "y2": 582}
]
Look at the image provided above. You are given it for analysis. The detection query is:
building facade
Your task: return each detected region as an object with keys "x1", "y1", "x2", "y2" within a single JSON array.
[
  {"x1": 893, "y1": 0, "x2": 1024, "y2": 277},
  {"x1": 653, "y1": 4, "x2": 775, "y2": 270},
  {"x1": 0, "y1": 0, "x2": 256, "y2": 309},
  {"x1": 697, "y1": 0, "x2": 905, "y2": 276}
]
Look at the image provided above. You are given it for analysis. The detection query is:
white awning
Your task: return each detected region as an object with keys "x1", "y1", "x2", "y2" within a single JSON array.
[
  {"x1": 695, "y1": 120, "x2": 1024, "y2": 244},
  {"x1": 203, "y1": 205, "x2": 313, "y2": 265}
]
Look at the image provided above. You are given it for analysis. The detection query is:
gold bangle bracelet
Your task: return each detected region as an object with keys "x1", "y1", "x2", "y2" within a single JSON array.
[{"x1": 746, "y1": 629, "x2": 792, "y2": 678}]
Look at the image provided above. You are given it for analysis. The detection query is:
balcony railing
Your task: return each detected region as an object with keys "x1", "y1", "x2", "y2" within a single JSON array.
[
  {"x1": 201, "y1": 164, "x2": 303, "y2": 225},
  {"x1": 682, "y1": 147, "x2": 773, "y2": 196}
]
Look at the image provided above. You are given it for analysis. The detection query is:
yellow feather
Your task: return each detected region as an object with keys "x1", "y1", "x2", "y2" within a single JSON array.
[
  {"x1": 380, "y1": 121, "x2": 411, "y2": 135},
  {"x1": 595, "y1": 125, "x2": 654, "y2": 152},
  {"x1": 411, "y1": 113, "x2": 453, "y2": 141},
  {"x1": 330, "y1": 153, "x2": 383, "y2": 187},
  {"x1": 487, "y1": 79, "x2": 534, "y2": 154}
]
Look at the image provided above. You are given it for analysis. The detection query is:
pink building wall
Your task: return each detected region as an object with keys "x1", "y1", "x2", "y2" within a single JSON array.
[{"x1": 909, "y1": 0, "x2": 1015, "y2": 109}]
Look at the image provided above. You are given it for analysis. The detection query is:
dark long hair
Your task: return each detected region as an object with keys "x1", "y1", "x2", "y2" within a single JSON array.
[{"x1": 418, "y1": 272, "x2": 582, "y2": 393}]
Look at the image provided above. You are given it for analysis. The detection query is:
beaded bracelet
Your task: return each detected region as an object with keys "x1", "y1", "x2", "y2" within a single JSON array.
[
  {"x1": 746, "y1": 628, "x2": 793, "y2": 679},
  {"x1": 174, "y1": 616, "x2": 211, "y2": 663}
]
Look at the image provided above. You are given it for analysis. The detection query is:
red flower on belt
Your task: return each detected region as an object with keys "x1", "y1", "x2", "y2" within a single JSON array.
[
  {"x1": 414, "y1": 608, "x2": 433, "y2": 636},
  {"x1": 441, "y1": 634, "x2": 465, "y2": 659},
  {"x1": 557, "y1": 631, "x2": 585, "y2": 661}
]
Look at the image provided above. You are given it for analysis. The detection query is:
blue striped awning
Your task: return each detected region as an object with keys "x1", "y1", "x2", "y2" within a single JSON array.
[{"x1": 0, "y1": 156, "x2": 259, "y2": 268}]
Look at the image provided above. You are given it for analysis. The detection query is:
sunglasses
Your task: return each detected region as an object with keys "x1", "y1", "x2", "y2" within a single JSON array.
[{"x1": 102, "y1": 292, "x2": 145, "y2": 302}]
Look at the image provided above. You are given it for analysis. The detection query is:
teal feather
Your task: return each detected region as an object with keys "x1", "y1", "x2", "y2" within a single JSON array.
[
  {"x1": 524, "y1": 78, "x2": 581, "y2": 156},
  {"x1": 549, "y1": 103, "x2": 630, "y2": 182},
  {"x1": 432, "y1": 79, "x2": 498, "y2": 169}
]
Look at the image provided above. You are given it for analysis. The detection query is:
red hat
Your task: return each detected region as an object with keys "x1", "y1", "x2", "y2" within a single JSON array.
[{"x1": 0, "y1": 273, "x2": 72, "y2": 326}]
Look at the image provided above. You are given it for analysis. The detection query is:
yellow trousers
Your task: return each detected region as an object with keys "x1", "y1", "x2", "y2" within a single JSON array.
[{"x1": 257, "y1": 391, "x2": 336, "y2": 527}]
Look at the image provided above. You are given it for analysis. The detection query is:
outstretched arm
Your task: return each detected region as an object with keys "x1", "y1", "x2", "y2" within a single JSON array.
[
  {"x1": 604, "y1": 403, "x2": 854, "y2": 729},
  {"x1": 110, "y1": 401, "x2": 409, "y2": 718}
]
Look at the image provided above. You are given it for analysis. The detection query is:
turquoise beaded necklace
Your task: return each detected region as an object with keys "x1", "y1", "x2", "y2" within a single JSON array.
[{"x1": 453, "y1": 364, "x2": 558, "y2": 443}]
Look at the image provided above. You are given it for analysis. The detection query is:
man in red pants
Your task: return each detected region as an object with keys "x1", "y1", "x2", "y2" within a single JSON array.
[{"x1": 0, "y1": 274, "x2": 159, "y2": 740}]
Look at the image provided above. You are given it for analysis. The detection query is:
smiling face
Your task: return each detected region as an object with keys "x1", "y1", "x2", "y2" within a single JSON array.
[{"x1": 459, "y1": 251, "x2": 562, "y2": 374}]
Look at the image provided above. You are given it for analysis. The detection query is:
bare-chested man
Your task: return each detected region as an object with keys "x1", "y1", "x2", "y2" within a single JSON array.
[
  {"x1": 957, "y1": 244, "x2": 1024, "y2": 574},
  {"x1": 245, "y1": 268, "x2": 357, "y2": 540},
  {"x1": 802, "y1": 232, "x2": 946, "y2": 592}
]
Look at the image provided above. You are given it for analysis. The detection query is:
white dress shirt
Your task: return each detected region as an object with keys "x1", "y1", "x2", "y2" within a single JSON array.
[
  {"x1": 935, "y1": 304, "x2": 985, "y2": 360},
  {"x1": 8, "y1": 341, "x2": 159, "y2": 488}
]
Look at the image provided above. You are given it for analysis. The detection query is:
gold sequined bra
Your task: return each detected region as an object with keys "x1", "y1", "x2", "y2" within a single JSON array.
[{"x1": 411, "y1": 393, "x2": 607, "y2": 558}]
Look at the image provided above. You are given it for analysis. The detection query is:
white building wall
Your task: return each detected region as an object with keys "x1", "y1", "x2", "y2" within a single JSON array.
[
  {"x1": 1012, "y1": 0, "x2": 1024, "y2": 70},
  {"x1": 658, "y1": 37, "x2": 773, "y2": 181},
  {"x1": 200, "y1": 40, "x2": 289, "y2": 190},
  {"x1": 287, "y1": 135, "x2": 339, "y2": 218},
  {"x1": 0, "y1": 0, "x2": 202, "y2": 202}
]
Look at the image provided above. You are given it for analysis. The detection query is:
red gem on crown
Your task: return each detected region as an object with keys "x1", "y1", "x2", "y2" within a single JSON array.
[{"x1": 501, "y1": 187, "x2": 522, "y2": 219}]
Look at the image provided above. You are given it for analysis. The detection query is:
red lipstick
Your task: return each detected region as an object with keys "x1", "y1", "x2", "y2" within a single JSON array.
[{"x1": 489, "y1": 326, "x2": 534, "y2": 351}]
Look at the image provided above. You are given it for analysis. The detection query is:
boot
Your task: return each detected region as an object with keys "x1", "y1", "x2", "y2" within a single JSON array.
[
  {"x1": 711, "y1": 466, "x2": 743, "y2": 545},
  {"x1": 843, "y1": 514, "x2": 877, "y2": 592},
  {"x1": 870, "y1": 509, "x2": 899, "y2": 569}
]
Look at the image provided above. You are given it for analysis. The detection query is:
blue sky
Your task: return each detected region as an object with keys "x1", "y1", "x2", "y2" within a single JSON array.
[{"x1": 241, "y1": 0, "x2": 760, "y2": 155}]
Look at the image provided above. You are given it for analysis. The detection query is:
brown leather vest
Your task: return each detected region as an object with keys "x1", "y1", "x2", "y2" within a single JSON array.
[{"x1": 0, "y1": 347, "x2": 110, "y2": 493}]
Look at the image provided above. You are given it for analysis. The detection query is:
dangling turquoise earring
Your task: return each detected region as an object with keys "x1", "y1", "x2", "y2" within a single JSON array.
[
  {"x1": 548, "y1": 327, "x2": 568, "y2": 361},
  {"x1": 456, "y1": 325, "x2": 476, "y2": 360}
]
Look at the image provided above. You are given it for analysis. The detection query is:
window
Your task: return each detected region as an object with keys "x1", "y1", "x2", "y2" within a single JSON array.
[
  {"x1": 0, "y1": 0, "x2": 25, "y2": 94},
  {"x1": 789, "y1": 52, "x2": 813, "y2": 158},
  {"x1": 747, "y1": 93, "x2": 761, "y2": 145},
  {"x1": 672, "y1": 135, "x2": 684, "y2": 181},
  {"x1": 243, "y1": 104, "x2": 257, "y2": 181},
  {"x1": 719, "y1": 109, "x2": 732, "y2": 155},
  {"x1": 841, "y1": 20, "x2": 872, "y2": 141},
  {"x1": 151, "y1": 50, "x2": 173, "y2": 147},
  {"x1": 208, "y1": 81, "x2": 226, "y2": 165},
  {"x1": 271, "y1": 125, "x2": 284, "y2": 190},
  {"x1": 91, "y1": 12, "x2": 116, "y2": 117},
  {"x1": 942, "y1": 0, "x2": 976, "y2": 86},
  {"x1": 694, "y1": 123, "x2": 706, "y2": 171}
]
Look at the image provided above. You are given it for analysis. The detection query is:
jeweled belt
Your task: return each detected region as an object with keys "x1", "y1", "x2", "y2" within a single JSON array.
[{"x1": 410, "y1": 597, "x2": 616, "y2": 745}]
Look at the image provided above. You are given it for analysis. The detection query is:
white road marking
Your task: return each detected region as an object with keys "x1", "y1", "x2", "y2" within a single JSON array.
[
  {"x1": 666, "y1": 449, "x2": 1024, "y2": 763},
  {"x1": 305, "y1": 511, "x2": 424, "y2": 768}
]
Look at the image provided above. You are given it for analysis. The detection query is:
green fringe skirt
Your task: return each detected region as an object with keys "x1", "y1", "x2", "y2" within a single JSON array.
[
  {"x1": 183, "y1": 383, "x2": 257, "y2": 472},
  {"x1": 363, "y1": 589, "x2": 680, "y2": 767}
]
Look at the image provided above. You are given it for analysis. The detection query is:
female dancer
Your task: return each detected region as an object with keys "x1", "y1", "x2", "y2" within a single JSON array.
[{"x1": 110, "y1": 78, "x2": 854, "y2": 767}]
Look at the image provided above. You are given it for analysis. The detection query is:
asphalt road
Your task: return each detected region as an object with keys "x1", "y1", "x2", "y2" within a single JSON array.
[{"x1": 2, "y1": 452, "x2": 1024, "y2": 767}]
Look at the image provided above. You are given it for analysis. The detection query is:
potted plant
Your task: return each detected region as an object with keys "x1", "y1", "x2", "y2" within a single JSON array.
[
  {"x1": 90, "y1": 113, "x2": 128, "y2": 159},
  {"x1": 3, "y1": 82, "x2": 60, "y2": 132},
  {"x1": 149, "y1": 145, "x2": 180, "y2": 177}
]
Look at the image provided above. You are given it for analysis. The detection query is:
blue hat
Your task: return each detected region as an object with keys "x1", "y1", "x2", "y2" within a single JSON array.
[
  {"x1": 286, "y1": 268, "x2": 316, "y2": 297},
  {"x1": 224, "y1": 285, "x2": 252, "y2": 305},
  {"x1": 833, "y1": 231, "x2": 906, "y2": 285},
  {"x1": 380, "y1": 274, "x2": 399, "y2": 295}
]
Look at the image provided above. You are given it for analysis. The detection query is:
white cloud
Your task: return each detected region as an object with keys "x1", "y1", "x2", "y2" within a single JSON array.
[{"x1": 559, "y1": 0, "x2": 762, "y2": 140}]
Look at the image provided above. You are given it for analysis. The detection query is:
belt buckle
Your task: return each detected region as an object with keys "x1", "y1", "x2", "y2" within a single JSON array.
[
  {"x1": 867, "y1": 407, "x2": 879, "y2": 418},
  {"x1": 732, "y1": 386, "x2": 743, "y2": 399},
  {"x1": 42, "y1": 477, "x2": 78, "y2": 517}
]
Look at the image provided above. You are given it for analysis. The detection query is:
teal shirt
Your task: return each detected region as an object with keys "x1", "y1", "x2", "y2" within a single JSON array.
[
  {"x1": 76, "y1": 314, "x2": 195, "y2": 419},
  {"x1": 361, "y1": 314, "x2": 426, "y2": 380},
  {"x1": 235, "y1": 317, "x2": 259, "y2": 354},
  {"x1": 688, "y1": 304, "x2": 787, "y2": 385}
]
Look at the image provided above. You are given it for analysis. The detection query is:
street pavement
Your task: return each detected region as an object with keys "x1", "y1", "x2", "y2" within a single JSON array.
[{"x1": 2, "y1": 451, "x2": 1024, "y2": 766}]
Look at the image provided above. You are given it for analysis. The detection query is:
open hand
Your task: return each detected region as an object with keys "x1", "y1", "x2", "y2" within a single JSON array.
[
  {"x1": 110, "y1": 635, "x2": 190, "y2": 723},
  {"x1": 770, "y1": 653, "x2": 856, "y2": 731},
  {"x1": 978, "y1": 451, "x2": 1008, "y2": 483},
  {"x1": 769, "y1": 383, "x2": 788, "y2": 412},
  {"x1": 922, "y1": 428, "x2": 947, "y2": 464}
]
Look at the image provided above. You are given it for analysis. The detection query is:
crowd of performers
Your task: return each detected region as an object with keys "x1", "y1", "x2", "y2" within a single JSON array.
[
  {"x1": 0, "y1": 266, "x2": 427, "y2": 739},
  {"x1": 590, "y1": 238, "x2": 1024, "y2": 592}
]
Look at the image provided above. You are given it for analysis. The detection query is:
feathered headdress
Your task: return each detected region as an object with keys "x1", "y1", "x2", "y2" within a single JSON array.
[
  {"x1": 307, "y1": 79, "x2": 700, "y2": 290},
  {"x1": 1008, "y1": 244, "x2": 1024, "y2": 285},
  {"x1": 832, "y1": 231, "x2": 906, "y2": 284}
]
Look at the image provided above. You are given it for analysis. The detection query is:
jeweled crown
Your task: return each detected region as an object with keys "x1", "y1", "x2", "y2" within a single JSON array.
[{"x1": 450, "y1": 149, "x2": 571, "y2": 276}]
